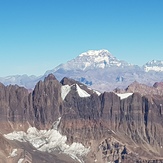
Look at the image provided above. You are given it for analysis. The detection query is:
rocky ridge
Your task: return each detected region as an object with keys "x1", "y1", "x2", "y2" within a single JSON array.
[
  {"x1": 0, "y1": 74, "x2": 163, "y2": 162},
  {"x1": 115, "y1": 81, "x2": 163, "y2": 97}
]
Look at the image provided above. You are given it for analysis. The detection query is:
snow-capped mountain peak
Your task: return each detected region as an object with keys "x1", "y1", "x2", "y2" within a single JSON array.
[
  {"x1": 143, "y1": 60, "x2": 163, "y2": 72},
  {"x1": 79, "y1": 49, "x2": 111, "y2": 57},
  {"x1": 0, "y1": 49, "x2": 163, "y2": 93},
  {"x1": 77, "y1": 49, "x2": 117, "y2": 69},
  {"x1": 147, "y1": 60, "x2": 163, "y2": 65},
  {"x1": 77, "y1": 49, "x2": 118, "y2": 69},
  {"x1": 46, "y1": 49, "x2": 130, "y2": 74}
]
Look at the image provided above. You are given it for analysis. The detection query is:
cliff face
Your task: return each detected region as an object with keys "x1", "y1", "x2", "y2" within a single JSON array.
[
  {"x1": 0, "y1": 83, "x2": 31, "y2": 131},
  {"x1": 0, "y1": 74, "x2": 62, "y2": 131},
  {"x1": 32, "y1": 74, "x2": 62, "y2": 129},
  {"x1": 1, "y1": 74, "x2": 163, "y2": 162},
  {"x1": 60, "y1": 87, "x2": 163, "y2": 160},
  {"x1": 60, "y1": 81, "x2": 163, "y2": 162}
]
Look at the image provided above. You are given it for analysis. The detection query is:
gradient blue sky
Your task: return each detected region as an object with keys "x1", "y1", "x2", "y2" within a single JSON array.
[{"x1": 0, "y1": 0, "x2": 163, "y2": 77}]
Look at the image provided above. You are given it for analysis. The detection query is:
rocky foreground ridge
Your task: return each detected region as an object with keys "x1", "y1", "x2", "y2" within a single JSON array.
[{"x1": 0, "y1": 74, "x2": 163, "y2": 162}]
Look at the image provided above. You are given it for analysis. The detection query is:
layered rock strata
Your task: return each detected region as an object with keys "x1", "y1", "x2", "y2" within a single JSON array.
[{"x1": 0, "y1": 74, "x2": 163, "y2": 162}]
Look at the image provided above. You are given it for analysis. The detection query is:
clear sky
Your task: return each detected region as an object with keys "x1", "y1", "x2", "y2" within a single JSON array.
[{"x1": 0, "y1": 0, "x2": 163, "y2": 77}]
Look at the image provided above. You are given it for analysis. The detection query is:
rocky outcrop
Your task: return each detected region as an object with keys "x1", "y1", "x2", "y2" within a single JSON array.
[
  {"x1": 1, "y1": 74, "x2": 163, "y2": 162},
  {"x1": 0, "y1": 83, "x2": 31, "y2": 131},
  {"x1": 115, "y1": 81, "x2": 163, "y2": 97},
  {"x1": 61, "y1": 77, "x2": 96, "y2": 95},
  {"x1": 0, "y1": 74, "x2": 62, "y2": 131},
  {"x1": 32, "y1": 74, "x2": 62, "y2": 129},
  {"x1": 59, "y1": 79, "x2": 163, "y2": 161},
  {"x1": 153, "y1": 82, "x2": 163, "y2": 89}
]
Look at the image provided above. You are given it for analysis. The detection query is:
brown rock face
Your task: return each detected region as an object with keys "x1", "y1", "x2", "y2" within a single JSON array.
[
  {"x1": 60, "y1": 77, "x2": 77, "y2": 86},
  {"x1": 60, "y1": 89, "x2": 102, "y2": 143},
  {"x1": 0, "y1": 83, "x2": 31, "y2": 131},
  {"x1": 0, "y1": 74, "x2": 62, "y2": 131},
  {"x1": 0, "y1": 75, "x2": 163, "y2": 162},
  {"x1": 60, "y1": 83, "x2": 163, "y2": 161},
  {"x1": 32, "y1": 74, "x2": 62, "y2": 129},
  {"x1": 153, "y1": 82, "x2": 163, "y2": 89}
]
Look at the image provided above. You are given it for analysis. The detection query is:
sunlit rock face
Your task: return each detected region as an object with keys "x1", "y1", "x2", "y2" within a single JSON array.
[
  {"x1": 32, "y1": 74, "x2": 62, "y2": 129},
  {"x1": 1, "y1": 74, "x2": 163, "y2": 162}
]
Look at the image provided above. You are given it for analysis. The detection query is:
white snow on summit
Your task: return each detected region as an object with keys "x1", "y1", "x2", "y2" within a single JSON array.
[
  {"x1": 45, "y1": 49, "x2": 130, "y2": 74},
  {"x1": 143, "y1": 60, "x2": 163, "y2": 72},
  {"x1": 76, "y1": 49, "x2": 125, "y2": 70},
  {"x1": 79, "y1": 49, "x2": 111, "y2": 57}
]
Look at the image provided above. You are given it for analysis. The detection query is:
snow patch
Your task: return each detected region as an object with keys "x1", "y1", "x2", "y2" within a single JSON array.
[
  {"x1": 4, "y1": 117, "x2": 89, "y2": 163},
  {"x1": 144, "y1": 66, "x2": 163, "y2": 72},
  {"x1": 8, "y1": 148, "x2": 17, "y2": 158},
  {"x1": 88, "y1": 87, "x2": 101, "y2": 96},
  {"x1": 76, "y1": 84, "x2": 90, "y2": 97},
  {"x1": 61, "y1": 84, "x2": 91, "y2": 100},
  {"x1": 61, "y1": 85, "x2": 71, "y2": 100},
  {"x1": 4, "y1": 131, "x2": 26, "y2": 142},
  {"x1": 53, "y1": 117, "x2": 61, "y2": 130},
  {"x1": 17, "y1": 158, "x2": 24, "y2": 163},
  {"x1": 116, "y1": 93, "x2": 133, "y2": 100},
  {"x1": 83, "y1": 62, "x2": 91, "y2": 70},
  {"x1": 94, "y1": 55, "x2": 109, "y2": 63},
  {"x1": 94, "y1": 90, "x2": 101, "y2": 96}
]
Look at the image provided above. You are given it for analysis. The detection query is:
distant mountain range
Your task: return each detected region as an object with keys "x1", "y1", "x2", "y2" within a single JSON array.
[{"x1": 1, "y1": 49, "x2": 163, "y2": 92}]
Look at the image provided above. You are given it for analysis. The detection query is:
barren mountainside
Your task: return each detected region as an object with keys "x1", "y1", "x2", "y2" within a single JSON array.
[{"x1": 0, "y1": 74, "x2": 163, "y2": 162}]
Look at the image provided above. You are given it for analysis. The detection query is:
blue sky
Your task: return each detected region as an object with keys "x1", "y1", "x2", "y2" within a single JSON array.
[{"x1": 0, "y1": 0, "x2": 163, "y2": 77}]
